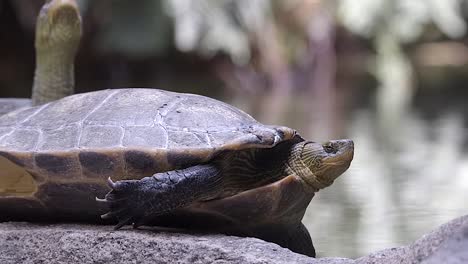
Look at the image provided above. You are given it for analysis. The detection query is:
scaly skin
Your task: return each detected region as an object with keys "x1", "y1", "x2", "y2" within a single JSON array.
[
  {"x1": 99, "y1": 139, "x2": 354, "y2": 257},
  {"x1": 32, "y1": 0, "x2": 82, "y2": 106}
]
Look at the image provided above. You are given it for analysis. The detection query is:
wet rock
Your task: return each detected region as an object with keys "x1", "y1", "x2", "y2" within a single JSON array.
[
  {"x1": 356, "y1": 214, "x2": 468, "y2": 264},
  {"x1": 0, "y1": 222, "x2": 353, "y2": 264},
  {"x1": 422, "y1": 222, "x2": 468, "y2": 264},
  {"x1": 1, "y1": 215, "x2": 467, "y2": 263}
]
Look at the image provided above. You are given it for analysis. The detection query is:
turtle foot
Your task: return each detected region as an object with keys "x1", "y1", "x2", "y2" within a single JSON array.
[
  {"x1": 97, "y1": 164, "x2": 222, "y2": 230},
  {"x1": 98, "y1": 178, "x2": 148, "y2": 230}
]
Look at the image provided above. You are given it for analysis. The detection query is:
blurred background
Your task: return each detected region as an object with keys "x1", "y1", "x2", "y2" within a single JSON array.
[{"x1": 1, "y1": 0, "x2": 468, "y2": 258}]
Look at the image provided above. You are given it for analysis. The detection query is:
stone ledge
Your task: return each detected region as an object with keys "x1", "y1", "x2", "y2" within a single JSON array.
[
  {"x1": 0, "y1": 223, "x2": 351, "y2": 264},
  {"x1": 356, "y1": 214, "x2": 468, "y2": 264},
  {"x1": 1, "y1": 214, "x2": 467, "y2": 264}
]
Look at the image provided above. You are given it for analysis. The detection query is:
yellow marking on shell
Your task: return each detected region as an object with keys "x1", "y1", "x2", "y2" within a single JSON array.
[{"x1": 0, "y1": 156, "x2": 36, "y2": 197}]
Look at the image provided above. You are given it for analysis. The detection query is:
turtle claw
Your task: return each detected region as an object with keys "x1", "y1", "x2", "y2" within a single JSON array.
[
  {"x1": 99, "y1": 175, "x2": 179, "y2": 230},
  {"x1": 114, "y1": 216, "x2": 133, "y2": 230},
  {"x1": 132, "y1": 218, "x2": 145, "y2": 229},
  {"x1": 107, "y1": 177, "x2": 116, "y2": 189},
  {"x1": 100, "y1": 207, "x2": 131, "y2": 222},
  {"x1": 100, "y1": 212, "x2": 113, "y2": 220},
  {"x1": 95, "y1": 197, "x2": 106, "y2": 203},
  {"x1": 99, "y1": 179, "x2": 149, "y2": 229}
]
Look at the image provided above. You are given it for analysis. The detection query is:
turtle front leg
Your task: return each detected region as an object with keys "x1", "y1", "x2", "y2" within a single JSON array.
[{"x1": 97, "y1": 164, "x2": 221, "y2": 229}]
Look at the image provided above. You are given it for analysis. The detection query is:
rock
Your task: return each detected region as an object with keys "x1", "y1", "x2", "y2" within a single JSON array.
[
  {"x1": 0, "y1": 98, "x2": 31, "y2": 116},
  {"x1": 0, "y1": 222, "x2": 353, "y2": 264},
  {"x1": 356, "y1": 214, "x2": 468, "y2": 264},
  {"x1": 1, "y1": 215, "x2": 467, "y2": 263},
  {"x1": 422, "y1": 223, "x2": 468, "y2": 264}
]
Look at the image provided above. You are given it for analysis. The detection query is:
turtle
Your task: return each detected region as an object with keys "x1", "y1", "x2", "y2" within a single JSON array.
[
  {"x1": 0, "y1": 0, "x2": 81, "y2": 116},
  {"x1": 0, "y1": 88, "x2": 354, "y2": 257},
  {"x1": 32, "y1": 0, "x2": 81, "y2": 106},
  {"x1": 0, "y1": 0, "x2": 354, "y2": 258},
  {"x1": 0, "y1": 99, "x2": 31, "y2": 116}
]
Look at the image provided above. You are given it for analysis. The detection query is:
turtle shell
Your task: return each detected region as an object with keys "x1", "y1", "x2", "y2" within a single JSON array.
[
  {"x1": 0, "y1": 98, "x2": 31, "y2": 116},
  {"x1": 0, "y1": 88, "x2": 296, "y2": 221}
]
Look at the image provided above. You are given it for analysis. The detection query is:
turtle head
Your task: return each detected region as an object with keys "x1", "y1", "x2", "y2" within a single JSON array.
[
  {"x1": 35, "y1": 0, "x2": 82, "y2": 56},
  {"x1": 33, "y1": 0, "x2": 82, "y2": 105},
  {"x1": 295, "y1": 139, "x2": 354, "y2": 190}
]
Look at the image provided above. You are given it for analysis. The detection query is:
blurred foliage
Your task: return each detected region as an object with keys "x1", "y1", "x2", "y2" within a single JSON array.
[
  {"x1": 166, "y1": 0, "x2": 258, "y2": 64},
  {"x1": 2, "y1": 0, "x2": 468, "y2": 130},
  {"x1": 93, "y1": 0, "x2": 172, "y2": 57},
  {"x1": 338, "y1": 0, "x2": 466, "y2": 41},
  {"x1": 76, "y1": 0, "x2": 468, "y2": 60},
  {"x1": 75, "y1": 0, "x2": 327, "y2": 66}
]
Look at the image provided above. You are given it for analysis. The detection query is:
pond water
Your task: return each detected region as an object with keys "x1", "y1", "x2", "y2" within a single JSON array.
[{"x1": 302, "y1": 108, "x2": 468, "y2": 257}]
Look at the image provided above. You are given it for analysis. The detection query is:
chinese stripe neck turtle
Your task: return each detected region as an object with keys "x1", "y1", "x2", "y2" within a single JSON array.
[
  {"x1": 0, "y1": 88, "x2": 353, "y2": 257},
  {"x1": 0, "y1": 0, "x2": 354, "y2": 258},
  {"x1": 0, "y1": 0, "x2": 81, "y2": 116},
  {"x1": 33, "y1": 0, "x2": 82, "y2": 106}
]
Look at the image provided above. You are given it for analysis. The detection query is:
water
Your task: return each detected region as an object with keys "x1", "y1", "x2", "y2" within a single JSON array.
[{"x1": 302, "y1": 109, "x2": 468, "y2": 257}]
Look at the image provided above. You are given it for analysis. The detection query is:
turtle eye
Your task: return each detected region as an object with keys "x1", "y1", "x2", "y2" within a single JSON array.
[{"x1": 323, "y1": 144, "x2": 335, "y2": 154}]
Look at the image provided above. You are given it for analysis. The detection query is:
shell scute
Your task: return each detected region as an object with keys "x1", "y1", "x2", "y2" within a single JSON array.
[
  {"x1": 167, "y1": 131, "x2": 210, "y2": 148},
  {"x1": 34, "y1": 153, "x2": 77, "y2": 176},
  {"x1": 0, "y1": 89, "x2": 294, "y2": 182},
  {"x1": 163, "y1": 94, "x2": 257, "y2": 132},
  {"x1": 0, "y1": 106, "x2": 41, "y2": 127},
  {"x1": 123, "y1": 126, "x2": 167, "y2": 148},
  {"x1": 84, "y1": 89, "x2": 173, "y2": 127},
  {"x1": 79, "y1": 125, "x2": 123, "y2": 148},
  {"x1": 23, "y1": 90, "x2": 114, "y2": 128},
  {"x1": 123, "y1": 150, "x2": 163, "y2": 177},
  {"x1": 39, "y1": 124, "x2": 79, "y2": 151},
  {"x1": 78, "y1": 151, "x2": 116, "y2": 176},
  {"x1": 0, "y1": 129, "x2": 40, "y2": 151}
]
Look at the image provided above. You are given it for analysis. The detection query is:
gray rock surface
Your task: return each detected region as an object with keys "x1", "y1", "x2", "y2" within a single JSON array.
[
  {"x1": 422, "y1": 222, "x2": 468, "y2": 264},
  {"x1": 0, "y1": 223, "x2": 352, "y2": 264},
  {"x1": 0, "y1": 98, "x2": 31, "y2": 116},
  {"x1": 356, "y1": 214, "x2": 468, "y2": 264},
  {"x1": 1, "y1": 215, "x2": 467, "y2": 264}
]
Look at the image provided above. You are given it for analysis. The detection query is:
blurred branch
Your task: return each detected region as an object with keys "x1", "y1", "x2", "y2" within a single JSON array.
[
  {"x1": 305, "y1": 6, "x2": 338, "y2": 138},
  {"x1": 413, "y1": 42, "x2": 468, "y2": 67}
]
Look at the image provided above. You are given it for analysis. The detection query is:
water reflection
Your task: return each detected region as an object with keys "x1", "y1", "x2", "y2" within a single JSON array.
[{"x1": 303, "y1": 109, "x2": 468, "y2": 257}]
